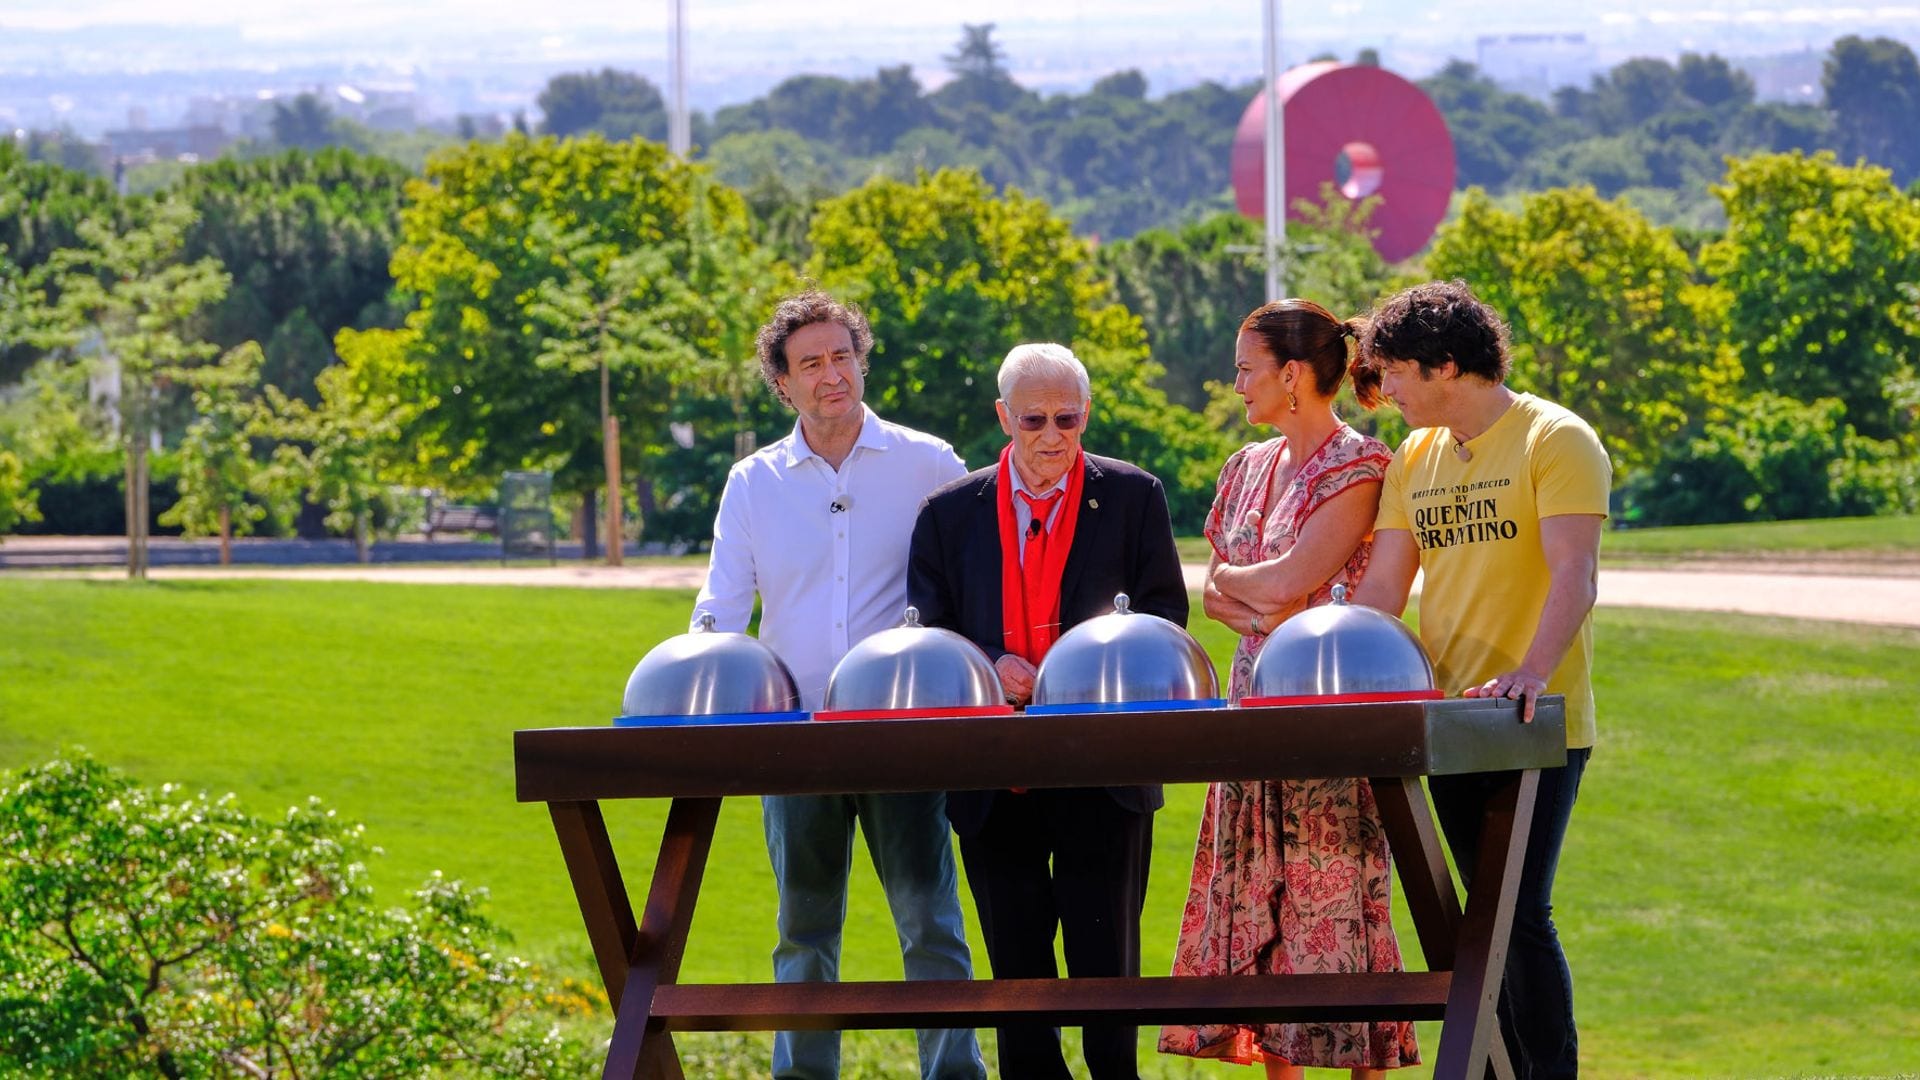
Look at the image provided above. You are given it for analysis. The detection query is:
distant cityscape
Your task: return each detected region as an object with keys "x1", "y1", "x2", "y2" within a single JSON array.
[{"x1": 4, "y1": 2, "x2": 1914, "y2": 170}]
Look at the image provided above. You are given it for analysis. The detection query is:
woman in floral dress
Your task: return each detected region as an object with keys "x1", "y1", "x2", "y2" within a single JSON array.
[{"x1": 1159, "y1": 299, "x2": 1418, "y2": 1079}]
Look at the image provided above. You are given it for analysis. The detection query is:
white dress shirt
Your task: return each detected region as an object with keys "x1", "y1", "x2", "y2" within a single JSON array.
[
  {"x1": 1007, "y1": 461, "x2": 1069, "y2": 567},
  {"x1": 694, "y1": 404, "x2": 967, "y2": 709}
]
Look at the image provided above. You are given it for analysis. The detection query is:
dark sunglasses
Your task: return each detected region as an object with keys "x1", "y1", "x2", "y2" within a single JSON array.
[{"x1": 1015, "y1": 411, "x2": 1084, "y2": 432}]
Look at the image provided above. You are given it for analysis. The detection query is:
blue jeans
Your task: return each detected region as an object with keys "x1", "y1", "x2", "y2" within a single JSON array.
[
  {"x1": 1429, "y1": 747, "x2": 1591, "y2": 1080},
  {"x1": 763, "y1": 792, "x2": 986, "y2": 1080}
]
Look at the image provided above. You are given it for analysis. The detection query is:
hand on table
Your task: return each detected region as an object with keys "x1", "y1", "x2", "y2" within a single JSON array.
[{"x1": 1463, "y1": 669, "x2": 1549, "y2": 723}]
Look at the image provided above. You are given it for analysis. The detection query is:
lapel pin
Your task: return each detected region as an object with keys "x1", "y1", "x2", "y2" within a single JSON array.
[{"x1": 1088, "y1": 499, "x2": 1099, "y2": 509}]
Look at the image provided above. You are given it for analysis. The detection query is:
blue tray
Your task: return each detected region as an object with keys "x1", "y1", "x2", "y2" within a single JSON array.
[
  {"x1": 1023, "y1": 698, "x2": 1229, "y2": 715},
  {"x1": 614, "y1": 710, "x2": 811, "y2": 728}
]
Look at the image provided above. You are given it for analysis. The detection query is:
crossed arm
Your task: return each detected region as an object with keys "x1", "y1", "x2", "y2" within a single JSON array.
[{"x1": 1206, "y1": 480, "x2": 1381, "y2": 636}]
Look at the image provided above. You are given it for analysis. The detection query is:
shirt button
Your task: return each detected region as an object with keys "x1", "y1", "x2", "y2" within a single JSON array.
[
  {"x1": 837, "y1": 575, "x2": 845, "y2": 582},
  {"x1": 835, "y1": 621, "x2": 843, "y2": 628}
]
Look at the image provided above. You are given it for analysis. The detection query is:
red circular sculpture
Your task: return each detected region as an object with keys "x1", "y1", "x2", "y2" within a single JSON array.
[{"x1": 1231, "y1": 62, "x2": 1456, "y2": 264}]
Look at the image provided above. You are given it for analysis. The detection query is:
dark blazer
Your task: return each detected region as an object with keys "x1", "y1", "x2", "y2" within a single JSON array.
[{"x1": 907, "y1": 452, "x2": 1189, "y2": 838}]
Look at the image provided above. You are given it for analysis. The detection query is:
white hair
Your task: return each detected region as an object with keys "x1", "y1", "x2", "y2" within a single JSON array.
[{"x1": 996, "y1": 342, "x2": 1091, "y2": 403}]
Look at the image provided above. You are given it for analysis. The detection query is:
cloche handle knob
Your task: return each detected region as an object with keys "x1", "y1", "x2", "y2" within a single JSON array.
[
  {"x1": 1113, "y1": 593, "x2": 1132, "y2": 615},
  {"x1": 902, "y1": 606, "x2": 922, "y2": 628},
  {"x1": 695, "y1": 611, "x2": 718, "y2": 632},
  {"x1": 1330, "y1": 584, "x2": 1349, "y2": 605}
]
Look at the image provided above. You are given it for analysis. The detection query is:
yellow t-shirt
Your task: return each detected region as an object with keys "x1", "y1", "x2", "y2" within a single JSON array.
[{"x1": 1376, "y1": 393, "x2": 1611, "y2": 748}]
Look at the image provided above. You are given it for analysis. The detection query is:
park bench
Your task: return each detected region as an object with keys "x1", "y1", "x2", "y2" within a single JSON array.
[{"x1": 424, "y1": 500, "x2": 499, "y2": 540}]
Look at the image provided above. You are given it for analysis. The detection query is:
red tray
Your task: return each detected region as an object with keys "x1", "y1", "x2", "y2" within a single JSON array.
[
  {"x1": 812, "y1": 704, "x2": 1018, "y2": 722},
  {"x1": 1239, "y1": 689, "x2": 1446, "y2": 708}
]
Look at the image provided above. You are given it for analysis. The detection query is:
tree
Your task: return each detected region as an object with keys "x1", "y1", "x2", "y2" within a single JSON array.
[
  {"x1": 1420, "y1": 61, "x2": 1569, "y2": 191},
  {"x1": 156, "y1": 342, "x2": 269, "y2": 564},
  {"x1": 1604, "y1": 58, "x2": 1686, "y2": 129},
  {"x1": 1097, "y1": 192, "x2": 1393, "y2": 412},
  {"x1": 1629, "y1": 393, "x2": 1872, "y2": 525},
  {"x1": 269, "y1": 93, "x2": 339, "y2": 151},
  {"x1": 0, "y1": 142, "x2": 118, "y2": 381},
  {"x1": 839, "y1": 65, "x2": 935, "y2": 154},
  {"x1": 945, "y1": 23, "x2": 1008, "y2": 81},
  {"x1": 385, "y1": 135, "x2": 771, "y2": 528},
  {"x1": 806, "y1": 168, "x2": 1230, "y2": 529},
  {"x1": 0, "y1": 753, "x2": 599, "y2": 1077},
  {"x1": 1429, "y1": 186, "x2": 1737, "y2": 477},
  {"x1": 0, "y1": 449, "x2": 38, "y2": 538},
  {"x1": 1824, "y1": 35, "x2": 1920, "y2": 185},
  {"x1": 32, "y1": 200, "x2": 230, "y2": 578},
  {"x1": 175, "y1": 149, "x2": 412, "y2": 397},
  {"x1": 19, "y1": 127, "x2": 106, "y2": 176},
  {"x1": 536, "y1": 68, "x2": 668, "y2": 142},
  {"x1": 1677, "y1": 53, "x2": 1755, "y2": 110},
  {"x1": 936, "y1": 24, "x2": 1028, "y2": 113},
  {"x1": 524, "y1": 223, "x2": 702, "y2": 562},
  {"x1": 1703, "y1": 151, "x2": 1920, "y2": 440},
  {"x1": 255, "y1": 335, "x2": 415, "y2": 563}
]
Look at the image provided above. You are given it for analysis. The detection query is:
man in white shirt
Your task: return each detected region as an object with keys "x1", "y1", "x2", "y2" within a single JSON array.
[{"x1": 693, "y1": 291, "x2": 984, "y2": 1080}]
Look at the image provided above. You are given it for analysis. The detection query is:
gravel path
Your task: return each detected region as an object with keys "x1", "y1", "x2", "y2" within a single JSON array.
[{"x1": 26, "y1": 561, "x2": 1920, "y2": 630}]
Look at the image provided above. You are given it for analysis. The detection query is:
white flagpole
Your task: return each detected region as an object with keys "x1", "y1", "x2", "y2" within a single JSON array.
[
  {"x1": 668, "y1": 0, "x2": 690, "y2": 157},
  {"x1": 1263, "y1": 0, "x2": 1285, "y2": 302}
]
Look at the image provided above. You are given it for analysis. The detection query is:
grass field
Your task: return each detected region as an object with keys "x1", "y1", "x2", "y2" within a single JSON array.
[
  {"x1": 1177, "y1": 514, "x2": 1920, "y2": 569},
  {"x1": 1601, "y1": 514, "x2": 1920, "y2": 561},
  {"x1": 3, "y1": 577, "x2": 1916, "y2": 1078}
]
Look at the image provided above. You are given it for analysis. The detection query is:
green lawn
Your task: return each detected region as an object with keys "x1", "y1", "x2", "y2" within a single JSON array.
[
  {"x1": 1599, "y1": 514, "x2": 1919, "y2": 562},
  {"x1": 1179, "y1": 514, "x2": 1920, "y2": 569},
  {"x1": 2, "y1": 578, "x2": 1916, "y2": 1078}
]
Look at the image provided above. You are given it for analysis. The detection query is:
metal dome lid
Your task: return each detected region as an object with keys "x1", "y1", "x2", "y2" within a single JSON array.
[
  {"x1": 621, "y1": 611, "x2": 802, "y2": 718},
  {"x1": 1245, "y1": 584, "x2": 1437, "y2": 703},
  {"x1": 1030, "y1": 593, "x2": 1221, "y2": 708},
  {"x1": 821, "y1": 607, "x2": 1004, "y2": 713}
]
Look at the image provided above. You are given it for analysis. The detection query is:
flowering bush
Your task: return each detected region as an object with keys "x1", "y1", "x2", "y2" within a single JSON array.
[{"x1": 0, "y1": 754, "x2": 601, "y2": 1078}]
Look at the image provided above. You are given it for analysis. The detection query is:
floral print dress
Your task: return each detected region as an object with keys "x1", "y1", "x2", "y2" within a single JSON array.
[{"x1": 1158, "y1": 426, "x2": 1420, "y2": 1070}]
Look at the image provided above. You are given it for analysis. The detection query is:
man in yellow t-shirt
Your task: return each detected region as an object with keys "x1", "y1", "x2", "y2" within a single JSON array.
[{"x1": 1352, "y1": 280, "x2": 1609, "y2": 1080}]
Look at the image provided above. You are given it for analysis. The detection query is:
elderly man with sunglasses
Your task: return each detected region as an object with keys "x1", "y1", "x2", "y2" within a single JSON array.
[{"x1": 907, "y1": 342, "x2": 1187, "y2": 1080}]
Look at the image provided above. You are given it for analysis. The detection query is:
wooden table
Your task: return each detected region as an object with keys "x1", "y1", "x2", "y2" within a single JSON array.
[{"x1": 515, "y1": 696, "x2": 1567, "y2": 1080}]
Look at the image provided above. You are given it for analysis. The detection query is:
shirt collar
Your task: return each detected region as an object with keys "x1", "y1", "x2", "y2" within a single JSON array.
[
  {"x1": 1006, "y1": 452, "x2": 1069, "y2": 501},
  {"x1": 783, "y1": 404, "x2": 887, "y2": 467}
]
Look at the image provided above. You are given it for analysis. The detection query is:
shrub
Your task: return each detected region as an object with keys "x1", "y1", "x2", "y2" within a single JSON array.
[{"x1": 0, "y1": 754, "x2": 602, "y2": 1078}]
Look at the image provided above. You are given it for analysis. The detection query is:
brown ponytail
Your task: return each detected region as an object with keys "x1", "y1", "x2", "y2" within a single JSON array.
[{"x1": 1343, "y1": 316, "x2": 1383, "y2": 409}]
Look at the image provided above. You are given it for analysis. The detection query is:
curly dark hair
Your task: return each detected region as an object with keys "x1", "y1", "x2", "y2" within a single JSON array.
[
  {"x1": 1239, "y1": 298, "x2": 1379, "y2": 408},
  {"x1": 1356, "y1": 279, "x2": 1512, "y2": 385},
  {"x1": 754, "y1": 291, "x2": 875, "y2": 407}
]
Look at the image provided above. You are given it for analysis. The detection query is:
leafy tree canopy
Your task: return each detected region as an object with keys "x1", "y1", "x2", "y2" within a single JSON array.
[
  {"x1": 537, "y1": 67, "x2": 668, "y2": 143},
  {"x1": 1704, "y1": 151, "x2": 1920, "y2": 440}
]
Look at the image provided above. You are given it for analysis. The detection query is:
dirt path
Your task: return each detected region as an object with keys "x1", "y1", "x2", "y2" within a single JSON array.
[{"x1": 28, "y1": 560, "x2": 1920, "y2": 630}]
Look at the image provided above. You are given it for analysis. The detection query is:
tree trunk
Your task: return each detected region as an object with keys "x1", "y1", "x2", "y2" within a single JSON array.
[
  {"x1": 130, "y1": 441, "x2": 150, "y2": 580},
  {"x1": 635, "y1": 476, "x2": 656, "y2": 541},
  {"x1": 604, "y1": 413, "x2": 623, "y2": 567},
  {"x1": 354, "y1": 510, "x2": 370, "y2": 564},
  {"x1": 218, "y1": 505, "x2": 232, "y2": 566},
  {"x1": 581, "y1": 488, "x2": 599, "y2": 561},
  {"x1": 123, "y1": 438, "x2": 139, "y2": 579}
]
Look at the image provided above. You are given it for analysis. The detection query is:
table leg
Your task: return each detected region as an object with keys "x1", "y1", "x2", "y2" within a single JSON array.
[
  {"x1": 604, "y1": 796, "x2": 722, "y2": 1080},
  {"x1": 1430, "y1": 769, "x2": 1539, "y2": 1080},
  {"x1": 550, "y1": 801, "x2": 640, "y2": 1007},
  {"x1": 1374, "y1": 776, "x2": 1461, "y2": 973}
]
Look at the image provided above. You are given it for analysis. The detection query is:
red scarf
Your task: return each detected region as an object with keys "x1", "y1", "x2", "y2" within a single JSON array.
[{"x1": 997, "y1": 444, "x2": 1085, "y2": 664}]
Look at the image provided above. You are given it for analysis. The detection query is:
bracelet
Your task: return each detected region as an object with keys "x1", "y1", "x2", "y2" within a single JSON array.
[{"x1": 1250, "y1": 612, "x2": 1264, "y2": 636}]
